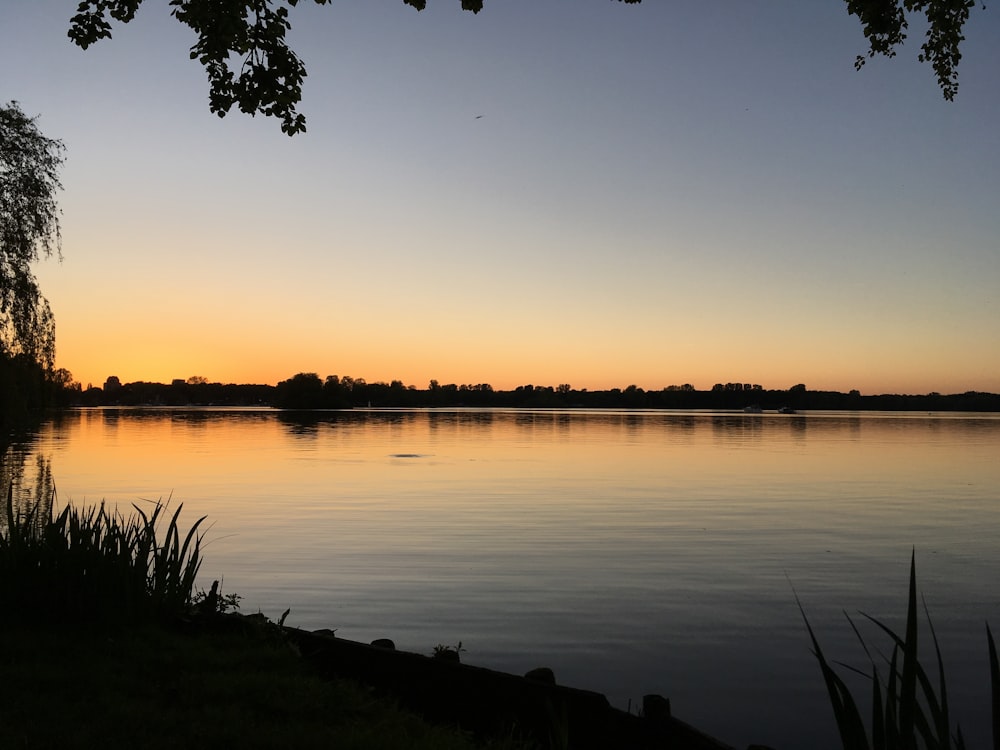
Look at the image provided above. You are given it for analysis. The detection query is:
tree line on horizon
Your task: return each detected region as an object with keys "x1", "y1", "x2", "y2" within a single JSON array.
[{"x1": 61, "y1": 372, "x2": 1000, "y2": 412}]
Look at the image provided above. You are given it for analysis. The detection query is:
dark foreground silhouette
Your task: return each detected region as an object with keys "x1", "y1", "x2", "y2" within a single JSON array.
[{"x1": 279, "y1": 622, "x2": 742, "y2": 750}]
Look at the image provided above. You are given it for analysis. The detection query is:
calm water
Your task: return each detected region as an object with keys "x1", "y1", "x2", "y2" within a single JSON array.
[{"x1": 5, "y1": 407, "x2": 1000, "y2": 749}]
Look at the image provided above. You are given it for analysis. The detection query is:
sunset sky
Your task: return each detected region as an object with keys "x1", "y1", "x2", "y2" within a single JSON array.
[{"x1": 3, "y1": 1, "x2": 998, "y2": 394}]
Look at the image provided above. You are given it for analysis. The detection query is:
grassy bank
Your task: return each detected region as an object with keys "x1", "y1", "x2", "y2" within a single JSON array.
[
  {"x1": 0, "y1": 618, "x2": 523, "y2": 750},
  {"x1": 0, "y1": 489, "x2": 527, "y2": 749}
]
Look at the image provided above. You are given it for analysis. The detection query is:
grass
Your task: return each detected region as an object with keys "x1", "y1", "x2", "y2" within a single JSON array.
[
  {"x1": 0, "y1": 618, "x2": 520, "y2": 750},
  {"x1": 797, "y1": 550, "x2": 1000, "y2": 750}
]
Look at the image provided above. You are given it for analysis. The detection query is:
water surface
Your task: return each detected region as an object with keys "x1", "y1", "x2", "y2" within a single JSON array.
[{"x1": 6, "y1": 408, "x2": 999, "y2": 749}]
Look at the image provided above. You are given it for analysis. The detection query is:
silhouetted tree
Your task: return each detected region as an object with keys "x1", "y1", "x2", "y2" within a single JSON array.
[
  {"x1": 49, "y1": 367, "x2": 80, "y2": 407},
  {"x1": 847, "y1": 0, "x2": 974, "y2": 100},
  {"x1": 1, "y1": 102, "x2": 63, "y2": 376},
  {"x1": 66, "y1": 1, "x2": 979, "y2": 135},
  {"x1": 275, "y1": 371, "x2": 323, "y2": 408},
  {"x1": 322, "y1": 374, "x2": 350, "y2": 407}
]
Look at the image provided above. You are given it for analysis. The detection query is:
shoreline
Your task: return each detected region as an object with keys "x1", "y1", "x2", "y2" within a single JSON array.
[{"x1": 277, "y1": 620, "x2": 748, "y2": 750}]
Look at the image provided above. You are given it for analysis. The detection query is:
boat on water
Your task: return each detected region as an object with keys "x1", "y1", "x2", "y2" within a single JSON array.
[
  {"x1": 743, "y1": 405, "x2": 763, "y2": 413},
  {"x1": 777, "y1": 406, "x2": 797, "y2": 414}
]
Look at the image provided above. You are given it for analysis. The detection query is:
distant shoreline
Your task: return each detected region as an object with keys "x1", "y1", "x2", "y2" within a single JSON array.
[{"x1": 64, "y1": 375, "x2": 1000, "y2": 412}]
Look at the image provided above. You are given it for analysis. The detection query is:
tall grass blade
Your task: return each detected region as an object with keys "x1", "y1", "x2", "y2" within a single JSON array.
[
  {"x1": 175, "y1": 513, "x2": 206, "y2": 603},
  {"x1": 795, "y1": 589, "x2": 871, "y2": 750},
  {"x1": 923, "y1": 596, "x2": 953, "y2": 748},
  {"x1": 886, "y1": 644, "x2": 900, "y2": 749},
  {"x1": 871, "y1": 663, "x2": 886, "y2": 750},
  {"x1": 898, "y1": 549, "x2": 919, "y2": 750},
  {"x1": 858, "y1": 553, "x2": 923, "y2": 750}
]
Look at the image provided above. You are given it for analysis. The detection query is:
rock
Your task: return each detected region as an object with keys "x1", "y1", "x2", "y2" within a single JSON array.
[
  {"x1": 524, "y1": 667, "x2": 556, "y2": 685},
  {"x1": 642, "y1": 694, "x2": 671, "y2": 721}
]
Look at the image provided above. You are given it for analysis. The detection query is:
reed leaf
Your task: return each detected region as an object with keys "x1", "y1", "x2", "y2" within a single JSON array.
[
  {"x1": 872, "y1": 663, "x2": 887, "y2": 750},
  {"x1": 886, "y1": 644, "x2": 900, "y2": 749},
  {"x1": 796, "y1": 589, "x2": 871, "y2": 750},
  {"x1": 899, "y1": 550, "x2": 919, "y2": 750},
  {"x1": 922, "y1": 601, "x2": 953, "y2": 749}
]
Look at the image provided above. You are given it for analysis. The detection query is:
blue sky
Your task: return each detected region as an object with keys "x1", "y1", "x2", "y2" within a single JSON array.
[{"x1": 3, "y1": 1, "x2": 998, "y2": 393}]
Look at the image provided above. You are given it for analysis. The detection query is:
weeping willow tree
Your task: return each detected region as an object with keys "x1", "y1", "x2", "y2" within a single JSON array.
[{"x1": 0, "y1": 102, "x2": 64, "y2": 424}]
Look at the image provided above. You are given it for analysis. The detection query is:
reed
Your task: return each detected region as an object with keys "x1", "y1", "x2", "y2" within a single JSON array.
[
  {"x1": 1, "y1": 483, "x2": 205, "y2": 622},
  {"x1": 798, "y1": 550, "x2": 1000, "y2": 750}
]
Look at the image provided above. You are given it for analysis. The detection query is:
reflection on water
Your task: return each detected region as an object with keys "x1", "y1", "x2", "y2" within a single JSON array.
[
  {"x1": 1, "y1": 438, "x2": 54, "y2": 534},
  {"x1": 4, "y1": 407, "x2": 1000, "y2": 750}
]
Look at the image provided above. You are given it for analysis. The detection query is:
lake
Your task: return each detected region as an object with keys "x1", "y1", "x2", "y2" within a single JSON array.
[{"x1": 4, "y1": 407, "x2": 999, "y2": 749}]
